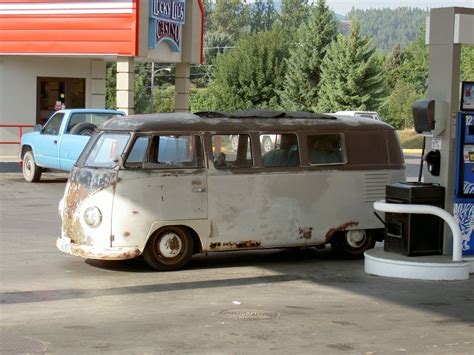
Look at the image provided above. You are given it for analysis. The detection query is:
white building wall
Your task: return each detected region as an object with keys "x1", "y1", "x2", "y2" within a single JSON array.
[{"x1": 0, "y1": 56, "x2": 105, "y2": 157}]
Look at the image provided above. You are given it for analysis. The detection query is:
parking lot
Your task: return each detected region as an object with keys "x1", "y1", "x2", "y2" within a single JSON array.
[{"x1": 1, "y1": 171, "x2": 473, "y2": 353}]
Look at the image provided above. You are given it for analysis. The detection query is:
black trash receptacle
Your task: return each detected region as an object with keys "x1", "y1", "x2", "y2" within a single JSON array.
[{"x1": 384, "y1": 182, "x2": 445, "y2": 256}]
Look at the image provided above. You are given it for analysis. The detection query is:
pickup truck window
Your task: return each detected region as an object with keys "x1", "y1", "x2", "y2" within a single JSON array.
[
  {"x1": 67, "y1": 113, "x2": 123, "y2": 133},
  {"x1": 85, "y1": 133, "x2": 130, "y2": 168},
  {"x1": 43, "y1": 113, "x2": 64, "y2": 135}
]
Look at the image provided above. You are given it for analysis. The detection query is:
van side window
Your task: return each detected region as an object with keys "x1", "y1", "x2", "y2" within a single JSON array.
[
  {"x1": 261, "y1": 133, "x2": 299, "y2": 167},
  {"x1": 308, "y1": 134, "x2": 344, "y2": 165},
  {"x1": 125, "y1": 136, "x2": 150, "y2": 167},
  {"x1": 212, "y1": 134, "x2": 252, "y2": 169},
  {"x1": 128, "y1": 135, "x2": 202, "y2": 169}
]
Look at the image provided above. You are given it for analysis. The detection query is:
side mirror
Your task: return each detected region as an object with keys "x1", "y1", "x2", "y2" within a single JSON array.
[{"x1": 34, "y1": 124, "x2": 43, "y2": 132}]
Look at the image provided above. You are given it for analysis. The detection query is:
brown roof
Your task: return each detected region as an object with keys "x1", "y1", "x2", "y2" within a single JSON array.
[{"x1": 100, "y1": 110, "x2": 394, "y2": 132}]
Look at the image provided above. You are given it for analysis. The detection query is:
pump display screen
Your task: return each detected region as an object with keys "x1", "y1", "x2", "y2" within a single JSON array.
[{"x1": 469, "y1": 151, "x2": 474, "y2": 162}]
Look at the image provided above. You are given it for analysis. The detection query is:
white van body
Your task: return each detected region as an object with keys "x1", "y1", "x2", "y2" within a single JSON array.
[{"x1": 57, "y1": 110, "x2": 405, "y2": 270}]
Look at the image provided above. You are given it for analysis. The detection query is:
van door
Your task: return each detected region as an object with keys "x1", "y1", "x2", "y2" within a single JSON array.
[{"x1": 110, "y1": 135, "x2": 208, "y2": 248}]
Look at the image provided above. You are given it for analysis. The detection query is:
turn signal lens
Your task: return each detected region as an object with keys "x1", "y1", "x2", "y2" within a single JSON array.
[{"x1": 84, "y1": 207, "x2": 102, "y2": 228}]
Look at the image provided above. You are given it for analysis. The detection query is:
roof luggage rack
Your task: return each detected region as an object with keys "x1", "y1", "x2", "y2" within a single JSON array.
[{"x1": 194, "y1": 109, "x2": 336, "y2": 120}]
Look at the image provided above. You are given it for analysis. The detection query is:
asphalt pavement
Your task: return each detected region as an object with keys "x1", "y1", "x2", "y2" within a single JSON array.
[{"x1": 0, "y1": 169, "x2": 473, "y2": 353}]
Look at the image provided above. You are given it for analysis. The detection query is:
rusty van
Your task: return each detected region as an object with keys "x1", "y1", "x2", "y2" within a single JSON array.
[{"x1": 56, "y1": 110, "x2": 405, "y2": 270}]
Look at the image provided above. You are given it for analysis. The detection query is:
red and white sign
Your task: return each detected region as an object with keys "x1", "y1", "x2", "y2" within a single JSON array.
[{"x1": 0, "y1": 0, "x2": 138, "y2": 55}]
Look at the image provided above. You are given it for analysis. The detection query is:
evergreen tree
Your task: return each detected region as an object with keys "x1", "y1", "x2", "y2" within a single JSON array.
[
  {"x1": 204, "y1": 31, "x2": 234, "y2": 65},
  {"x1": 212, "y1": 0, "x2": 250, "y2": 41},
  {"x1": 279, "y1": 0, "x2": 338, "y2": 110},
  {"x1": 203, "y1": 0, "x2": 214, "y2": 32},
  {"x1": 379, "y1": 80, "x2": 421, "y2": 129},
  {"x1": 134, "y1": 62, "x2": 152, "y2": 113},
  {"x1": 279, "y1": 0, "x2": 309, "y2": 36},
  {"x1": 394, "y1": 25, "x2": 428, "y2": 94},
  {"x1": 250, "y1": 0, "x2": 276, "y2": 33},
  {"x1": 211, "y1": 24, "x2": 289, "y2": 111},
  {"x1": 317, "y1": 21, "x2": 385, "y2": 112},
  {"x1": 347, "y1": 7, "x2": 427, "y2": 52},
  {"x1": 384, "y1": 43, "x2": 402, "y2": 90},
  {"x1": 105, "y1": 63, "x2": 117, "y2": 109}
]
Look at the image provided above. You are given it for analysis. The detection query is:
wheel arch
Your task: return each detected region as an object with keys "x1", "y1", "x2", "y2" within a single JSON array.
[
  {"x1": 143, "y1": 220, "x2": 208, "y2": 255},
  {"x1": 21, "y1": 145, "x2": 33, "y2": 160}
]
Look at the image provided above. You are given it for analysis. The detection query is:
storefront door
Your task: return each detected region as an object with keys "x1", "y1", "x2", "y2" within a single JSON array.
[{"x1": 36, "y1": 77, "x2": 85, "y2": 125}]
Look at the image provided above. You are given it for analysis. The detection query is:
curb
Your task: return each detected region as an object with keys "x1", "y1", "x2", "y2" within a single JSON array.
[
  {"x1": 0, "y1": 162, "x2": 21, "y2": 173},
  {"x1": 403, "y1": 149, "x2": 422, "y2": 154}
]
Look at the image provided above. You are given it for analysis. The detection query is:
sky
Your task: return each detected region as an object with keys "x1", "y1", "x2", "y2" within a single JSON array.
[{"x1": 323, "y1": 0, "x2": 474, "y2": 15}]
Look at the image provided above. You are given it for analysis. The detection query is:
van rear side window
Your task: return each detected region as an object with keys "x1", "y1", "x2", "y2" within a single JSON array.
[{"x1": 308, "y1": 134, "x2": 345, "y2": 165}]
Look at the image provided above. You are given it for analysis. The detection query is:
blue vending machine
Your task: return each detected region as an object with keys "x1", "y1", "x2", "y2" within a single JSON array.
[{"x1": 454, "y1": 111, "x2": 474, "y2": 256}]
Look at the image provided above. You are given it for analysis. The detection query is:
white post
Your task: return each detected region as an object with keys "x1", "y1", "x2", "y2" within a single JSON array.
[
  {"x1": 175, "y1": 63, "x2": 190, "y2": 112},
  {"x1": 116, "y1": 57, "x2": 135, "y2": 115}
]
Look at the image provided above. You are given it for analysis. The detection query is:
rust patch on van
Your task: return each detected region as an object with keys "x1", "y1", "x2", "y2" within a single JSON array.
[
  {"x1": 132, "y1": 211, "x2": 139, "y2": 215},
  {"x1": 167, "y1": 236, "x2": 180, "y2": 251},
  {"x1": 70, "y1": 245, "x2": 140, "y2": 260},
  {"x1": 298, "y1": 227, "x2": 313, "y2": 239},
  {"x1": 123, "y1": 232, "x2": 131, "y2": 237},
  {"x1": 209, "y1": 241, "x2": 261, "y2": 249},
  {"x1": 191, "y1": 179, "x2": 201, "y2": 186},
  {"x1": 62, "y1": 168, "x2": 118, "y2": 245},
  {"x1": 325, "y1": 221, "x2": 359, "y2": 242}
]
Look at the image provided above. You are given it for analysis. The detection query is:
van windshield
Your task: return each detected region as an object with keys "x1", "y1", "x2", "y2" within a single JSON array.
[{"x1": 85, "y1": 133, "x2": 130, "y2": 168}]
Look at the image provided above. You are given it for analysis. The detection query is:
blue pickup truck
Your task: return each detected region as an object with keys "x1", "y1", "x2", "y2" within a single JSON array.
[{"x1": 20, "y1": 109, "x2": 125, "y2": 182}]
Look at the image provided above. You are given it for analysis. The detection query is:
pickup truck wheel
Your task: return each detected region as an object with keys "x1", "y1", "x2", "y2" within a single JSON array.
[
  {"x1": 23, "y1": 151, "x2": 42, "y2": 183},
  {"x1": 143, "y1": 226, "x2": 193, "y2": 271},
  {"x1": 70, "y1": 122, "x2": 96, "y2": 136}
]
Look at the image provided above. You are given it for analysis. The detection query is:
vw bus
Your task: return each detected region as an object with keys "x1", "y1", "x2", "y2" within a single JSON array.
[{"x1": 57, "y1": 110, "x2": 405, "y2": 270}]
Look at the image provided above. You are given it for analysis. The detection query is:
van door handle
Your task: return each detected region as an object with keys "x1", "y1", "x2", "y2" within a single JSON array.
[
  {"x1": 54, "y1": 140, "x2": 58, "y2": 144},
  {"x1": 192, "y1": 187, "x2": 206, "y2": 192}
]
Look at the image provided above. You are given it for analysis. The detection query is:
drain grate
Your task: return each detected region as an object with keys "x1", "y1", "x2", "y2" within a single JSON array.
[
  {"x1": 221, "y1": 308, "x2": 277, "y2": 320},
  {"x1": 0, "y1": 334, "x2": 47, "y2": 354}
]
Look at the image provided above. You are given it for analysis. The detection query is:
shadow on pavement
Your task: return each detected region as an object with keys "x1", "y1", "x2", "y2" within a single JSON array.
[{"x1": 3, "y1": 247, "x2": 473, "y2": 325}]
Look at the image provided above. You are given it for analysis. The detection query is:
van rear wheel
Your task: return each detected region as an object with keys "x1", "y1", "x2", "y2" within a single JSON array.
[
  {"x1": 330, "y1": 230, "x2": 375, "y2": 258},
  {"x1": 143, "y1": 226, "x2": 193, "y2": 271}
]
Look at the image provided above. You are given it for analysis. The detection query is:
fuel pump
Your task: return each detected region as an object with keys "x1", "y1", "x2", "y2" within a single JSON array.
[{"x1": 454, "y1": 111, "x2": 474, "y2": 256}]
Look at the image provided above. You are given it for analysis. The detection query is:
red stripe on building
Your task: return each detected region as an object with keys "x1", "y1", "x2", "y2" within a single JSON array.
[{"x1": 0, "y1": 0, "x2": 137, "y2": 55}]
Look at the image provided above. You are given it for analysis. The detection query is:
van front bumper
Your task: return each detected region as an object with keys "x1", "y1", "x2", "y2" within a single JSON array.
[{"x1": 56, "y1": 236, "x2": 141, "y2": 260}]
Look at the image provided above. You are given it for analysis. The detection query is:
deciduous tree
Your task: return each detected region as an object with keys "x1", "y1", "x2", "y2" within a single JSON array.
[{"x1": 211, "y1": 24, "x2": 289, "y2": 111}]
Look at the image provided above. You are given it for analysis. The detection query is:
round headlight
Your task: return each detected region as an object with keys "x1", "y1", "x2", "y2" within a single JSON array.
[{"x1": 84, "y1": 207, "x2": 102, "y2": 228}]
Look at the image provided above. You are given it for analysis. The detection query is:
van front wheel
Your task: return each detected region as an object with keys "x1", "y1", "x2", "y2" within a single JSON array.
[
  {"x1": 330, "y1": 230, "x2": 375, "y2": 258},
  {"x1": 143, "y1": 226, "x2": 193, "y2": 271}
]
